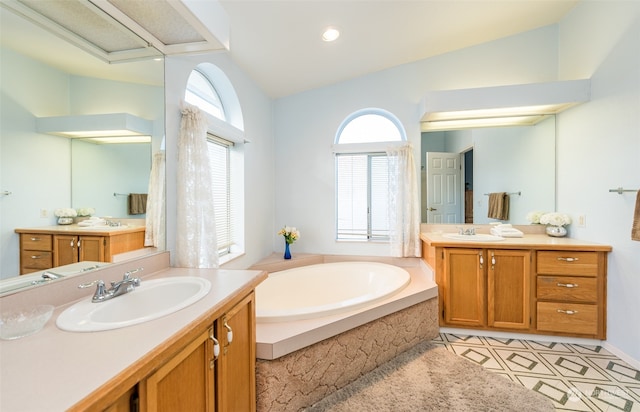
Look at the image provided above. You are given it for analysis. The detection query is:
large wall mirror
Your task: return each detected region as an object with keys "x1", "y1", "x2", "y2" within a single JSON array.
[
  {"x1": 0, "y1": 6, "x2": 165, "y2": 289},
  {"x1": 420, "y1": 116, "x2": 556, "y2": 225}
]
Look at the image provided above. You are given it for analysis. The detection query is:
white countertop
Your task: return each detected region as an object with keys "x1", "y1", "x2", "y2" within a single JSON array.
[
  {"x1": 0, "y1": 265, "x2": 266, "y2": 411},
  {"x1": 421, "y1": 232, "x2": 612, "y2": 251},
  {"x1": 15, "y1": 224, "x2": 145, "y2": 236}
]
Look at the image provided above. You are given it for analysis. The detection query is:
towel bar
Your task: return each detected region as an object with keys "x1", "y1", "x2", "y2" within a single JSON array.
[
  {"x1": 483, "y1": 191, "x2": 521, "y2": 196},
  {"x1": 608, "y1": 187, "x2": 639, "y2": 194}
]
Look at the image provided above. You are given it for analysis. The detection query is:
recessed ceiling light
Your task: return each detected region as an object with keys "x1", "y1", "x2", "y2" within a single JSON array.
[{"x1": 322, "y1": 27, "x2": 340, "y2": 42}]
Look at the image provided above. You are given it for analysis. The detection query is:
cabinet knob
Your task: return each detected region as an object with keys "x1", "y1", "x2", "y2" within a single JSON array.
[{"x1": 557, "y1": 257, "x2": 579, "y2": 262}]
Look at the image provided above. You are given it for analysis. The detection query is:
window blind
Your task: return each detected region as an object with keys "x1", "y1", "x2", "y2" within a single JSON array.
[
  {"x1": 207, "y1": 135, "x2": 232, "y2": 255},
  {"x1": 336, "y1": 153, "x2": 389, "y2": 240}
]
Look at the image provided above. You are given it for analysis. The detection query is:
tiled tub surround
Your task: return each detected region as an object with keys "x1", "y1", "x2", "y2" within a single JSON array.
[{"x1": 251, "y1": 255, "x2": 439, "y2": 411}]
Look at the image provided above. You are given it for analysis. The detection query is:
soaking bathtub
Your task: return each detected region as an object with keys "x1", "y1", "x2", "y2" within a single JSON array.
[
  {"x1": 254, "y1": 256, "x2": 438, "y2": 359},
  {"x1": 255, "y1": 261, "x2": 411, "y2": 323},
  {"x1": 253, "y1": 256, "x2": 439, "y2": 411}
]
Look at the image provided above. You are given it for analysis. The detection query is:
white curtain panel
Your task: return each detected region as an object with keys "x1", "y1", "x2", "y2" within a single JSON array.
[
  {"x1": 144, "y1": 150, "x2": 166, "y2": 248},
  {"x1": 176, "y1": 103, "x2": 219, "y2": 268},
  {"x1": 387, "y1": 144, "x2": 421, "y2": 257}
]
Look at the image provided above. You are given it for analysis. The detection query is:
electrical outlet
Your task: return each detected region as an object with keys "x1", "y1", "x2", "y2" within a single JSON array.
[
  {"x1": 40, "y1": 209, "x2": 48, "y2": 218},
  {"x1": 577, "y1": 215, "x2": 586, "y2": 228}
]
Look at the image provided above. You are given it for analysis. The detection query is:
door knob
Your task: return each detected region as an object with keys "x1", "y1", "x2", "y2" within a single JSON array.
[{"x1": 427, "y1": 207, "x2": 437, "y2": 211}]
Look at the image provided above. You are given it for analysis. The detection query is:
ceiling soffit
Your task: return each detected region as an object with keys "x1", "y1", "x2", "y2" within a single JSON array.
[{"x1": 1, "y1": 0, "x2": 229, "y2": 63}]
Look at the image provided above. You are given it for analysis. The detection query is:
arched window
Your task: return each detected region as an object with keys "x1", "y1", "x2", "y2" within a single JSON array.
[
  {"x1": 336, "y1": 110, "x2": 404, "y2": 144},
  {"x1": 185, "y1": 69, "x2": 226, "y2": 121},
  {"x1": 184, "y1": 65, "x2": 244, "y2": 262},
  {"x1": 334, "y1": 109, "x2": 406, "y2": 241}
]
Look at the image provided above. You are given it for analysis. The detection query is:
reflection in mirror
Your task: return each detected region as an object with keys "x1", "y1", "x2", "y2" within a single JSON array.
[
  {"x1": 421, "y1": 116, "x2": 556, "y2": 225},
  {"x1": 72, "y1": 141, "x2": 152, "y2": 217},
  {"x1": 0, "y1": 6, "x2": 165, "y2": 287}
]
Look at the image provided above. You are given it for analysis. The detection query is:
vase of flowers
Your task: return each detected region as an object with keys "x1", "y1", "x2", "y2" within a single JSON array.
[
  {"x1": 539, "y1": 212, "x2": 572, "y2": 237},
  {"x1": 278, "y1": 225, "x2": 300, "y2": 259},
  {"x1": 525, "y1": 211, "x2": 545, "y2": 225},
  {"x1": 54, "y1": 208, "x2": 77, "y2": 225},
  {"x1": 74, "y1": 207, "x2": 95, "y2": 223}
]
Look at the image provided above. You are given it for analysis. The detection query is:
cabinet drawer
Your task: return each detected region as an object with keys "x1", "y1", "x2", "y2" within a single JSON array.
[
  {"x1": 537, "y1": 251, "x2": 598, "y2": 276},
  {"x1": 21, "y1": 234, "x2": 53, "y2": 251},
  {"x1": 537, "y1": 302, "x2": 598, "y2": 335},
  {"x1": 22, "y1": 251, "x2": 53, "y2": 269},
  {"x1": 537, "y1": 276, "x2": 597, "y2": 302}
]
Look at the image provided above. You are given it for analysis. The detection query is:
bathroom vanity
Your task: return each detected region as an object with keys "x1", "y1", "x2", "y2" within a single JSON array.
[
  {"x1": 15, "y1": 225, "x2": 146, "y2": 275},
  {"x1": 0, "y1": 252, "x2": 267, "y2": 411},
  {"x1": 421, "y1": 227, "x2": 611, "y2": 339}
]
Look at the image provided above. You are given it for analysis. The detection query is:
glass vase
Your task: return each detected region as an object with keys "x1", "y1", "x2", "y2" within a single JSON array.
[
  {"x1": 284, "y1": 242, "x2": 291, "y2": 259},
  {"x1": 546, "y1": 225, "x2": 567, "y2": 237},
  {"x1": 57, "y1": 217, "x2": 73, "y2": 225}
]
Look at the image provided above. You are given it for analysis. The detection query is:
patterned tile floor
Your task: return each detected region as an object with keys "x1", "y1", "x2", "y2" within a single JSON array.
[{"x1": 433, "y1": 333, "x2": 640, "y2": 412}]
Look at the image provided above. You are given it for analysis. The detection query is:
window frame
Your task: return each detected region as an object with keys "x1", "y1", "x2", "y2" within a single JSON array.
[
  {"x1": 335, "y1": 151, "x2": 390, "y2": 241},
  {"x1": 207, "y1": 134, "x2": 233, "y2": 257},
  {"x1": 333, "y1": 109, "x2": 406, "y2": 242}
]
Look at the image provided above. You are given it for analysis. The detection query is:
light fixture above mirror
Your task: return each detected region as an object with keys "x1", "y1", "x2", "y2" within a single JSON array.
[
  {"x1": 420, "y1": 79, "x2": 591, "y2": 131},
  {"x1": 36, "y1": 113, "x2": 153, "y2": 143}
]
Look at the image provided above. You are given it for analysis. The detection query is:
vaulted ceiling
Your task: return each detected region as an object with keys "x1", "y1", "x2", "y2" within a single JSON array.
[{"x1": 1, "y1": 0, "x2": 579, "y2": 98}]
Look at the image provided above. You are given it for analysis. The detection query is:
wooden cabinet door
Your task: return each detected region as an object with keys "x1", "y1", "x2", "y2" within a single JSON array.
[
  {"x1": 216, "y1": 293, "x2": 256, "y2": 412},
  {"x1": 140, "y1": 329, "x2": 214, "y2": 412},
  {"x1": 443, "y1": 248, "x2": 485, "y2": 327},
  {"x1": 79, "y1": 236, "x2": 105, "y2": 262},
  {"x1": 53, "y1": 235, "x2": 79, "y2": 267},
  {"x1": 487, "y1": 249, "x2": 531, "y2": 330}
]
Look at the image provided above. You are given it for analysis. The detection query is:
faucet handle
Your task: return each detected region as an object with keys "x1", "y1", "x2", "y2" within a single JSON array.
[
  {"x1": 124, "y1": 267, "x2": 144, "y2": 280},
  {"x1": 79, "y1": 280, "x2": 108, "y2": 302}
]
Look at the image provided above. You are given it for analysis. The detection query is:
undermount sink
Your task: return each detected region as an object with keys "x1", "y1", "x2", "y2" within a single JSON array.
[
  {"x1": 56, "y1": 277, "x2": 211, "y2": 332},
  {"x1": 442, "y1": 233, "x2": 505, "y2": 241}
]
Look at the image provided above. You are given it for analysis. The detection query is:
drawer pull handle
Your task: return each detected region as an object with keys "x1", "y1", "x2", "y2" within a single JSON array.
[
  {"x1": 479, "y1": 253, "x2": 483, "y2": 269},
  {"x1": 30, "y1": 255, "x2": 43, "y2": 259},
  {"x1": 557, "y1": 257, "x2": 579, "y2": 262},
  {"x1": 223, "y1": 319, "x2": 233, "y2": 345},
  {"x1": 30, "y1": 237, "x2": 41, "y2": 241},
  {"x1": 209, "y1": 328, "x2": 220, "y2": 361},
  {"x1": 557, "y1": 309, "x2": 578, "y2": 315},
  {"x1": 557, "y1": 282, "x2": 578, "y2": 288}
]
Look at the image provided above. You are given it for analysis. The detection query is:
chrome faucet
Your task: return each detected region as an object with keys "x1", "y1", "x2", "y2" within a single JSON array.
[
  {"x1": 79, "y1": 268, "x2": 143, "y2": 303},
  {"x1": 31, "y1": 271, "x2": 63, "y2": 285},
  {"x1": 458, "y1": 226, "x2": 476, "y2": 235}
]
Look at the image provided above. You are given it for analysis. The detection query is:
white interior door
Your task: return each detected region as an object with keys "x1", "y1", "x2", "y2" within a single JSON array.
[{"x1": 425, "y1": 152, "x2": 461, "y2": 223}]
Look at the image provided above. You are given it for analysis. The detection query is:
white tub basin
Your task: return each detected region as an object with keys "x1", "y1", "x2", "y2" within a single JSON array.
[
  {"x1": 442, "y1": 233, "x2": 505, "y2": 241},
  {"x1": 56, "y1": 277, "x2": 211, "y2": 332}
]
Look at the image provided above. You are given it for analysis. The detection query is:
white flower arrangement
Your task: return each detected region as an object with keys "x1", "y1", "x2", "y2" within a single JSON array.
[
  {"x1": 539, "y1": 212, "x2": 572, "y2": 227},
  {"x1": 526, "y1": 211, "x2": 546, "y2": 224},
  {"x1": 278, "y1": 225, "x2": 300, "y2": 244},
  {"x1": 76, "y1": 207, "x2": 95, "y2": 217},
  {"x1": 54, "y1": 208, "x2": 77, "y2": 218}
]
